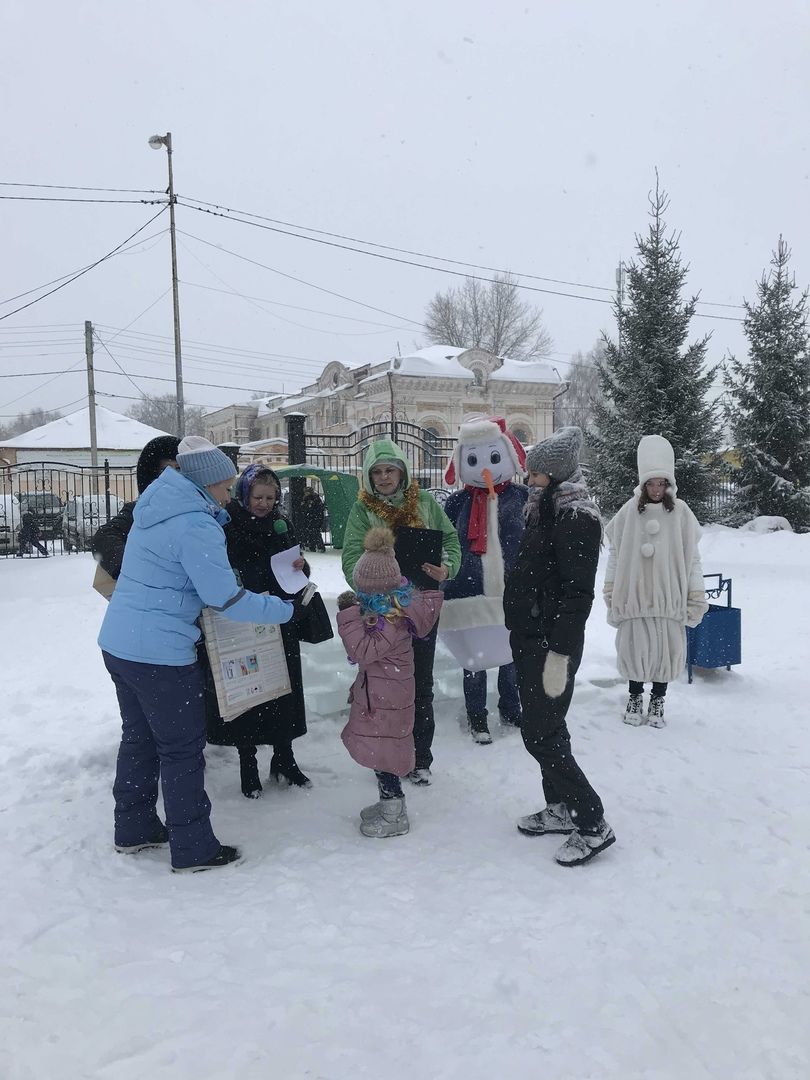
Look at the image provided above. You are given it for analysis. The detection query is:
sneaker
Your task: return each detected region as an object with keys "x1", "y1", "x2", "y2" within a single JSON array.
[
  {"x1": 171, "y1": 844, "x2": 242, "y2": 874},
  {"x1": 114, "y1": 823, "x2": 169, "y2": 854},
  {"x1": 517, "y1": 803, "x2": 575, "y2": 836},
  {"x1": 555, "y1": 820, "x2": 616, "y2": 866},
  {"x1": 360, "y1": 797, "x2": 409, "y2": 838},
  {"x1": 407, "y1": 767, "x2": 432, "y2": 786},
  {"x1": 647, "y1": 695, "x2": 666, "y2": 728},
  {"x1": 269, "y1": 756, "x2": 313, "y2": 789},
  {"x1": 623, "y1": 693, "x2": 646, "y2": 726},
  {"x1": 360, "y1": 800, "x2": 384, "y2": 822},
  {"x1": 469, "y1": 713, "x2": 492, "y2": 745}
]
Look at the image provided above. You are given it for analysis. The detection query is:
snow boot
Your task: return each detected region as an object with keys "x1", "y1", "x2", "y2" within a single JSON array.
[
  {"x1": 270, "y1": 749, "x2": 313, "y2": 788},
  {"x1": 499, "y1": 709, "x2": 523, "y2": 728},
  {"x1": 647, "y1": 694, "x2": 666, "y2": 728},
  {"x1": 517, "y1": 803, "x2": 575, "y2": 836},
  {"x1": 360, "y1": 800, "x2": 384, "y2": 822},
  {"x1": 171, "y1": 844, "x2": 242, "y2": 874},
  {"x1": 469, "y1": 712, "x2": 492, "y2": 745},
  {"x1": 554, "y1": 820, "x2": 616, "y2": 867},
  {"x1": 239, "y1": 747, "x2": 263, "y2": 799},
  {"x1": 407, "y1": 767, "x2": 432, "y2": 786},
  {"x1": 115, "y1": 823, "x2": 169, "y2": 853},
  {"x1": 623, "y1": 693, "x2": 646, "y2": 726},
  {"x1": 359, "y1": 797, "x2": 409, "y2": 838}
]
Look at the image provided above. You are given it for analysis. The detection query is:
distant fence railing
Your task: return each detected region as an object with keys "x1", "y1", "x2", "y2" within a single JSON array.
[{"x1": 1, "y1": 460, "x2": 137, "y2": 557}]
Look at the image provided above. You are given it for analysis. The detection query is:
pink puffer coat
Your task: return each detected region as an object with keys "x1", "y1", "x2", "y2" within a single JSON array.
[{"x1": 337, "y1": 591, "x2": 443, "y2": 777}]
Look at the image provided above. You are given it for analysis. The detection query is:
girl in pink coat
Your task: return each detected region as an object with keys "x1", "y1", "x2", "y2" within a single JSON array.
[{"x1": 336, "y1": 527, "x2": 443, "y2": 837}]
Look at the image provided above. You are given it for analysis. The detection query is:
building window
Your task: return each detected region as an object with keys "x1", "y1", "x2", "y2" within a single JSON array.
[{"x1": 512, "y1": 425, "x2": 532, "y2": 446}]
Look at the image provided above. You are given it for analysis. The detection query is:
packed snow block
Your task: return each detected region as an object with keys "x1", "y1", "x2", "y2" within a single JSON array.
[{"x1": 686, "y1": 604, "x2": 741, "y2": 683}]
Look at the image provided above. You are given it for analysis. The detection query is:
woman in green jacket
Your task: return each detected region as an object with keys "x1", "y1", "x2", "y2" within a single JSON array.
[{"x1": 342, "y1": 439, "x2": 461, "y2": 784}]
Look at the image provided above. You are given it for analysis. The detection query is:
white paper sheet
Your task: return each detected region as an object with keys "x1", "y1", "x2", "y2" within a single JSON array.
[{"x1": 270, "y1": 544, "x2": 309, "y2": 594}]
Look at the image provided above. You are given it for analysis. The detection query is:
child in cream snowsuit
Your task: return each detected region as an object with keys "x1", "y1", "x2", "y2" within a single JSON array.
[
  {"x1": 604, "y1": 435, "x2": 708, "y2": 727},
  {"x1": 337, "y1": 528, "x2": 443, "y2": 837}
]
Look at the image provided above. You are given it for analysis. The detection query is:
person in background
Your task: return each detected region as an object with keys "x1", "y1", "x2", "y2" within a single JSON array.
[
  {"x1": 98, "y1": 436, "x2": 295, "y2": 873},
  {"x1": 336, "y1": 528, "x2": 443, "y2": 837},
  {"x1": 17, "y1": 509, "x2": 49, "y2": 557},
  {"x1": 206, "y1": 464, "x2": 313, "y2": 796},
  {"x1": 91, "y1": 435, "x2": 181, "y2": 579},
  {"x1": 503, "y1": 426, "x2": 615, "y2": 867},
  {"x1": 604, "y1": 435, "x2": 708, "y2": 728},
  {"x1": 299, "y1": 486, "x2": 326, "y2": 552},
  {"x1": 341, "y1": 439, "x2": 461, "y2": 785}
]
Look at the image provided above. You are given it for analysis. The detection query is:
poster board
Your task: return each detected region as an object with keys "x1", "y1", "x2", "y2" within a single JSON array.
[{"x1": 200, "y1": 606, "x2": 291, "y2": 722}]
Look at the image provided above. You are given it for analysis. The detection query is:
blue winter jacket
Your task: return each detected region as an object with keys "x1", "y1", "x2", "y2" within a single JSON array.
[
  {"x1": 98, "y1": 467, "x2": 293, "y2": 666},
  {"x1": 443, "y1": 484, "x2": 528, "y2": 600}
]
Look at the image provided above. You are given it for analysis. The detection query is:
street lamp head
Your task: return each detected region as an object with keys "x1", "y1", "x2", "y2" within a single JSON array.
[{"x1": 148, "y1": 135, "x2": 166, "y2": 150}]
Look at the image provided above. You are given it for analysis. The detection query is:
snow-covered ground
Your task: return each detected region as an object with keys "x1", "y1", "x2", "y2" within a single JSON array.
[{"x1": 2, "y1": 527, "x2": 809, "y2": 1080}]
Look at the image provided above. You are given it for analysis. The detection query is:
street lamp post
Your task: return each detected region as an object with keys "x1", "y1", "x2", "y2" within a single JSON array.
[{"x1": 149, "y1": 131, "x2": 184, "y2": 436}]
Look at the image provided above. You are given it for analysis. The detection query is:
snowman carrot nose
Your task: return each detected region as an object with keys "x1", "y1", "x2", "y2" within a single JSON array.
[{"x1": 482, "y1": 467, "x2": 497, "y2": 499}]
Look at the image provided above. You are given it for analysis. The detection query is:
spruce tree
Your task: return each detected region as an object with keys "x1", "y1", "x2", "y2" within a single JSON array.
[
  {"x1": 723, "y1": 239, "x2": 810, "y2": 531},
  {"x1": 588, "y1": 184, "x2": 721, "y2": 519}
]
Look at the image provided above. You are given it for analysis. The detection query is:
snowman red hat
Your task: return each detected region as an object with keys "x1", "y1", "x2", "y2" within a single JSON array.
[{"x1": 445, "y1": 416, "x2": 527, "y2": 485}]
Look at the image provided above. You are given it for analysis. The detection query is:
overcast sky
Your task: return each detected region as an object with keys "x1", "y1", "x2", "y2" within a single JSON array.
[{"x1": 1, "y1": 0, "x2": 808, "y2": 425}]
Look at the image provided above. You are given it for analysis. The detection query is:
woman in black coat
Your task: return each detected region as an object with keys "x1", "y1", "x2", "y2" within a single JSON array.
[{"x1": 206, "y1": 465, "x2": 313, "y2": 797}]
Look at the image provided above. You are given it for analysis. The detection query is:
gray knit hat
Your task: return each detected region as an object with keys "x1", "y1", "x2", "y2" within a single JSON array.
[
  {"x1": 177, "y1": 435, "x2": 237, "y2": 488},
  {"x1": 525, "y1": 426, "x2": 582, "y2": 483}
]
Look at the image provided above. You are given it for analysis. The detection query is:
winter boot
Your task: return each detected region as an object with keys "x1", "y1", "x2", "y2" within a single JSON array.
[
  {"x1": 623, "y1": 693, "x2": 646, "y2": 726},
  {"x1": 360, "y1": 797, "x2": 409, "y2": 838},
  {"x1": 115, "y1": 822, "x2": 169, "y2": 853},
  {"x1": 554, "y1": 819, "x2": 616, "y2": 867},
  {"x1": 647, "y1": 694, "x2": 666, "y2": 728},
  {"x1": 239, "y1": 747, "x2": 263, "y2": 799},
  {"x1": 469, "y1": 712, "x2": 492, "y2": 745},
  {"x1": 499, "y1": 709, "x2": 523, "y2": 728},
  {"x1": 517, "y1": 803, "x2": 575, "y2": 836},
  {"x1": 171, "y1": 844, "x2": 242, "y2": 874},
  {"x1": 360, "y1": 800, "x2": 384, "y2": 822},
  {"x1": 270, "y1": 747, "x2": 313, "y2": 788},
  {"x1": 407, "y1": 767, "x2": 432, "y2": 786}
]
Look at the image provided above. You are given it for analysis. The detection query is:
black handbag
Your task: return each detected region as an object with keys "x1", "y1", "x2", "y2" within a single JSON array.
[{"x1": 294, "y1": 590, "x2": 334, "y2": 644}]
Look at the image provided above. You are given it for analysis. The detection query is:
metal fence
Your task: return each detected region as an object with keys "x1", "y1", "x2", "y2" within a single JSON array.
[
  {"x1": 1, "y1": 460, "x2": 137, "y2": 557},
  {"x1": 303, "y1": 420, "x2": 457, "y2": 489}
]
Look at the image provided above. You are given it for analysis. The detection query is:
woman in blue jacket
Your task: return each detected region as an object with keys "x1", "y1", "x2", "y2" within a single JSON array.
[{"x1": 98, "y1": 437, "x2": 294, "y2": 873}]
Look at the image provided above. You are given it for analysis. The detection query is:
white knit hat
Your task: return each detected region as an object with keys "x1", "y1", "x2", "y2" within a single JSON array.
[{"x1": 637, "y1": 435, "x2": 677, "y2": 493}]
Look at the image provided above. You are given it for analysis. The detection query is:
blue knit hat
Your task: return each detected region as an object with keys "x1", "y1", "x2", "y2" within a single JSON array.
[{"x1": 177, "y1": 436, "x2": 237, "y2": 487}]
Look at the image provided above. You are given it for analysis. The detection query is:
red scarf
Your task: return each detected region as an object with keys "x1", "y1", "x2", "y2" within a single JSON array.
[{"x1": 465, "y1": 482, "x2": 510, "y2": 554}]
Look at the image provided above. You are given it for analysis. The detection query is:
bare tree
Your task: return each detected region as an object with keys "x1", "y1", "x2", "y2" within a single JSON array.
[
  {"x1": 424, "y1": 273, "x2": 553, "y2": 360},
  {"x1": 0, "y1": 407, "x2": 62, "y2": 441},
  {"x1": 555, "y1": 341, "x2": 606, "y2": 435},
  {"x1": 127, "y1": 394, "x2": 208, "y2": 437}
]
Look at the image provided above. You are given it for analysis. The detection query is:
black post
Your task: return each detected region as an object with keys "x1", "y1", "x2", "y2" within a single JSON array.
[
  {"x1": 104, "y1": 459, "x2": 111, "y2": 522},
  {"x1": 285, "y1": 413, "x2": 307, "y2": 532}
]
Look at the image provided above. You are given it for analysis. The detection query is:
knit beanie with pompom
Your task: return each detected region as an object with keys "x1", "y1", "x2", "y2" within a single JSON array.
[{"x1": 352, "y1": 527, "x2": 402, "y2": 594}]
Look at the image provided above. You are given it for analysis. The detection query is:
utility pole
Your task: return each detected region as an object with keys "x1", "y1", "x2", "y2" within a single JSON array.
[
  {"x1": 149, "y1": 131, "x2": 184, "y2": 435},
  {"x1": 616, "y1": 260, "x2": 626, "y2": 358},
  {"x1": 85, "y1": 320, "x2": 98, "y2": 470},
  {"x1": 387, "y1": 368, "x2": 397, "y2": 440}
]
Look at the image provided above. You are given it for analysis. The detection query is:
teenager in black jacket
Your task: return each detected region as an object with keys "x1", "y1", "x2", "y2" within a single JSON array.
[{"x1": 503, "y1": 427, "x2": 615, "y2": 867}]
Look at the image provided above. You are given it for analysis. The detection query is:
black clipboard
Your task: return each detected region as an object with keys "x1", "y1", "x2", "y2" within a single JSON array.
[{"x1": 394, "y1": 526, "x2": 443, "y2": 590}]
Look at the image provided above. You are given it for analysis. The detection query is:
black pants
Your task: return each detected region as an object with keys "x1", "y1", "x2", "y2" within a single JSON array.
[
  {"x1": 629, "y1": 681, "x2": 668, "y2": 697},
  {"x1": 412, "y1": 624, "x2": 439, "y2": 769},
  {"x1": 510, "y1": 635, "x2": 604, "y2": 831},
  {"x1": 375, "y1": 771, "x2": 404, "y2": 799}
]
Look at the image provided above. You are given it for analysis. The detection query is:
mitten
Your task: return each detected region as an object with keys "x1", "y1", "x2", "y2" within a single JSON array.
[
  {"x1": 337, "y1": 590, "x2": 359, "y2": 611},
  {"x1": 543, "y1": 650, "x2": 570, "y2": 699},
  {"x1": 686, "y1": 591, "x2": 709, "y2": 628}
]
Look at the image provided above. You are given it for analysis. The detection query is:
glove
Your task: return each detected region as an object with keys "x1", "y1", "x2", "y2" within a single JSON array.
[
  {"x1": 337, "y1": 590, "x2": 359, "y2": 611},
  {"x1": 686, "y1": 591, "x2": 708, "y2": 628},
  {"x1": 543, "y1": 650, "x2": 570, "y2": 699}
]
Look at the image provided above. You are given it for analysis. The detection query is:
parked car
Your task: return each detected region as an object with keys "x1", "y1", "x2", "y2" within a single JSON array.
[
  {"x1": 16, "y1": 492, "x2": 64, "y2": 540},
  {"x1": 0, "y1": 494, "x2": 21, "y2": 554},
  {"x1": 62, "y1": 494, "x2": 124, "y2": 552}
]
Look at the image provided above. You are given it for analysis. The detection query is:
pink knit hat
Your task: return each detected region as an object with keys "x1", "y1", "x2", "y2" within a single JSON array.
[{"x1": 352, "y1": 527, "x2": 402, "y2": 593}]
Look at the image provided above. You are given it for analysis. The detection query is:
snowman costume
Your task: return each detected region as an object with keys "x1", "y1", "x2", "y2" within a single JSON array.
[
  {"x1": 440, "y1": 417, "x2": 527, "y2": 741},
  {"x1": 604, "y1": 436, "x2": 709, "y2": 692}
]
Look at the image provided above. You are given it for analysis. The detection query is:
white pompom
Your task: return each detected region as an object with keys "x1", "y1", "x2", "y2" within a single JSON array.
[
  {"x1": 645, "y1": 518, "x2": 660, "y2": 535},
  {"x1": 641, "y1": 542, "x2": 655, "y2": 558}
]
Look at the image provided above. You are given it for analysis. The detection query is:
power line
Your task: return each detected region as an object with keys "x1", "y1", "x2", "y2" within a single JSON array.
[
  {"x1": 0, "y1": 207, "x2": 169, "y2": 322},
  {"x1": 92, "y1": 330, "x2": 149, "y2": 398},
  {"x1": 176, "y1": 228, "x2": 425, "y2": 326},
  {"x1": 0, "y1": 182, "x2": 164, "y2": 194},
  {"x1": 0, "y1": 195, "x2": 166, "y2": 205}
]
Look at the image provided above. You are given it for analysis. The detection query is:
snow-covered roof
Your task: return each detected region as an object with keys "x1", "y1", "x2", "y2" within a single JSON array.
[
  {"x1": 1, "y1": 406, "x2": 172, "y2": 450},
  {"x1": 394, "y1": 346, "x2": 557, "y2": 384}
]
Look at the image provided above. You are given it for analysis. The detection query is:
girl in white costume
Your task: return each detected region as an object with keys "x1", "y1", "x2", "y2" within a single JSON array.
[{"x1": 604, "y1": 436, "x2": 708, "y2": 727}]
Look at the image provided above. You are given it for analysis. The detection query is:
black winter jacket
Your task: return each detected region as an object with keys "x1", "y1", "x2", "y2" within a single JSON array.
[
  {"x1": 91, "y1": 502, "x2": 135, "y2": 579},
  {"x1": 503, "y1": 501, "x2": 601, "y2": 657}
]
